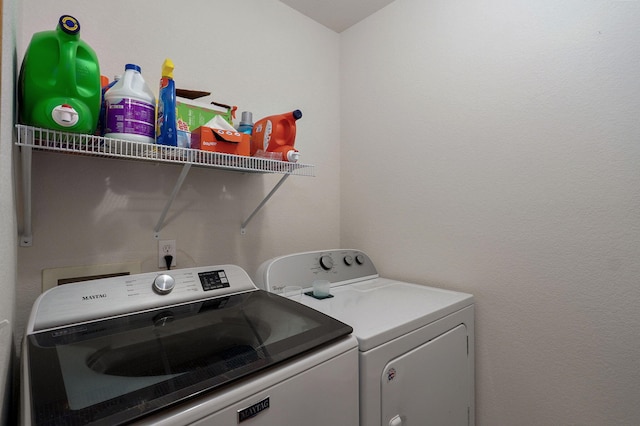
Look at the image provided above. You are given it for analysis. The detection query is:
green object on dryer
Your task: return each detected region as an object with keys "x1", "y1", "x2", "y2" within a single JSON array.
[{"x1": 19, "y1": 15, "x2": 101, "y2": 134}]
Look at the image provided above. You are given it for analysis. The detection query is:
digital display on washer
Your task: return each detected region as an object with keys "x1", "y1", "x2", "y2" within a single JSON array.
[
  {"x1": 26, "y1": 289, "x2": 352, "y2": 425},
  {"x1": 198, "y1": 269, "x2": 230, "y2": 291}
]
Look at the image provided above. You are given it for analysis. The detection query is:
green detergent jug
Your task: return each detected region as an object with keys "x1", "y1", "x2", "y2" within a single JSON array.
[{"x1": 19, "y1": 15, "x2": 101, "y2": 134}]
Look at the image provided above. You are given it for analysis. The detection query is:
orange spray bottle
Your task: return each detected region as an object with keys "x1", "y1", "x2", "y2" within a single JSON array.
[{"x1": 251, "y1": 109, "x2": 302, "y2": 162}]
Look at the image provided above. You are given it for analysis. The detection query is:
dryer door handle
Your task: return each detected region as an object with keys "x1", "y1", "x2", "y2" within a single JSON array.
[{"x1": 389, "y1": 415, "x2": 403, "y2": 426}]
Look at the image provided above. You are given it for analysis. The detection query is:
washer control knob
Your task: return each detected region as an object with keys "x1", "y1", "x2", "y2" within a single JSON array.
[
  {"x1": 152, "y1": 311, "x2": 175, "y2": 327},
  {"x1": 355, "y1": 254, "x2": 365, "y2": 265},
  {"x1": 153, "y1": 274, "x2": 175, "y2": 295},
  {"x1": 344, "y1": 255, "x2": 354, "y2": 266},
  {"x1": 319, "y1": 255, "x2": 334, "y2": 270}
]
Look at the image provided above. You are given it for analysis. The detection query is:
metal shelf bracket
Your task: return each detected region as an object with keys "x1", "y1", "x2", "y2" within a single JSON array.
[
  {"x1": 241, "y1": 174, "x2": 291, "y2": 235},
  {"x1": 153, "y1": 163, "x2": 192, "y2": 239},
  {"x1": 20, "y1": 144, "x2": 33, "y2": 247}
]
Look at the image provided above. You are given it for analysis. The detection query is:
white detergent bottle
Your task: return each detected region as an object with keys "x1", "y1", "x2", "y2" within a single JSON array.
[{"x1": 104, "y1": 64, "x2": 156, "y2": 144}]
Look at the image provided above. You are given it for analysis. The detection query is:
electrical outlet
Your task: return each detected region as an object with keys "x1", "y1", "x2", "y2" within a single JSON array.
[{"x1": 158, "y1": 239, "x2": 177, "y2": 268}]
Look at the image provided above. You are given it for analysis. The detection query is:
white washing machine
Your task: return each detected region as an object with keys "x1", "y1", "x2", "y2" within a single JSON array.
[
  {"x1": 21, "y1": 264, "x2": 359, "y2": 425},
  {"x1": 255, "y1": 249, "x2": 475, "y2": 426}
]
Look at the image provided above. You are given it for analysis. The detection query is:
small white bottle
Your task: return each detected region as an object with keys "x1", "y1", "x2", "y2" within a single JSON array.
[{"x1": 104, "y1": 64, "x2": 156, "y2": 144}]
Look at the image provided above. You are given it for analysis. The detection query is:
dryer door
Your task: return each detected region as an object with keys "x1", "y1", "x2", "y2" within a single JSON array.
[{"x1": 381, "y1": 324, "x2": 470, "y2": 426}]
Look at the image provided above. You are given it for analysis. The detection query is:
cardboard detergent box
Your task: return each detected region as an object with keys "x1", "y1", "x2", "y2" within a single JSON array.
[
  {"x1": 175, "y1": 97, "x2": 233, "y2": 148},
  {"x1": 191, "y1": 126, "x2": 250, "y2": 156}
]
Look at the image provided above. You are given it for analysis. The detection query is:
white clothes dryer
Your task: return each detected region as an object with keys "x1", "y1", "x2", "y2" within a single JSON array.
[{"x1": 255, "y1": 249, "x2": 475, "y2": 426}]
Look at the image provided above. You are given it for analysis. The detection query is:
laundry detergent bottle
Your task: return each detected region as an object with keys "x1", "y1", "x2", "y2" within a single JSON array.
[
  {"x1": 104, "y1": 64, "x2": 156, "y2": 144},
  {"x1": 18, "y1": 15, "x2": 101, "y2": 134},
  {"x1": 251, "y1": 109, "x2": 302, "y2": 162}
]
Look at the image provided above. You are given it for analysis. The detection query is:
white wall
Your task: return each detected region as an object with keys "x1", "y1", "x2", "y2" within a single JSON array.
[
  {"x1": 0, "y1": 0, "x2": 18, "y2": 422},
  {"x1": 15, "y1": 0, "x2": 340, "y2": 344},
  {"x1": 13, "y1": 0, "x2": 640, "y2": 424},
  {"x1": 341, "y1": 0, "x2": 640, "y2": 425}
]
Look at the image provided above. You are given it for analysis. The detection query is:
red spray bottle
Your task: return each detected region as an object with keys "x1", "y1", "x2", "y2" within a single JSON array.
[{"x1": 251, "y1": 109, "x2": 302, "y2": 162}]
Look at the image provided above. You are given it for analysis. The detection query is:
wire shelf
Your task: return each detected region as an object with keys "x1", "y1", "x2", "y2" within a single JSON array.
[
  {"x1": 15, "y1": 124, "x2": 315, "y2": 177},
  {"x1": 16, "y1": 124, "x2": 315, "y2": 244}
]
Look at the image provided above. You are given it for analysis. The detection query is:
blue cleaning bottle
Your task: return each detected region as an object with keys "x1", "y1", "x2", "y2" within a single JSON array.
[
  {"x1": 156, "y1": 58, "x2": 177, "y2": 146},
  {"x1": 237, "y1": 111, "x2": 254, "y2": 135}
]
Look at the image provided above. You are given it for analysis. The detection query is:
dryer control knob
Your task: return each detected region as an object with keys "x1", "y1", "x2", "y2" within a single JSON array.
[
  {"x1": 319, "y1": 255, "x2": 334, "y2": 270},
  {"x1": 153, "y1": 274, "x2": 175, "y2": 295},
  {"x1": 355, "y1": 254, "x2": 365, "y2": 265},
  {"x1": 344, "y1": 255, "x2": 354, "y2": 266},
  {"x1": 389, "y1": 415, "x2": 403, "y2": 426}
]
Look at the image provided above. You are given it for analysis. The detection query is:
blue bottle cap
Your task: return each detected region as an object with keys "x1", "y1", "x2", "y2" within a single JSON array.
[{"x1": 125, "y1": 64, "x2": 141, "y2": 73}]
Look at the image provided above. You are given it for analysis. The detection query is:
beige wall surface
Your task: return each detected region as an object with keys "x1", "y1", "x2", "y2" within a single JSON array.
[
  {"x1": 10, "y1": 0, "x2": 640, "y2": 425},
  {"x1": 0, "y1": 0, "x2": 17, "y2": 423},
  {"x1": 341, "y1": 0, "x2": 640, "y2": 425},
  {"x1": 15, "y1": 0, "x2": 340, "y2": 343}
]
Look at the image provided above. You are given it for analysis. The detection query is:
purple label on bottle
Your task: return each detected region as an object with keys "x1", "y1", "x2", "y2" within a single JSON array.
[{"x1": 105, "y1": 98, "x2": 155, "y2": 138}]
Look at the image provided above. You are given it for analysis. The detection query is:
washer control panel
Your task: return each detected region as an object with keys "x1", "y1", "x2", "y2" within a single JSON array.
[
  {"x1": 31, "y1": 264, "x2": 255, "y2": 332},
  {"x1": 255, "y1": 249, "x2": 379, "y2": 294}
]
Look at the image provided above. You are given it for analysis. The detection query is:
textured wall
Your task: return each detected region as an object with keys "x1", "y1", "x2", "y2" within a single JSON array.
[
  {"x1": 13, "y1": 0, "x2": 640, "y2": 424},
  {"x1": 0, "y1": 0, "x2": 18, "y2": 422},
  {"x1": 16, "y1": 0, "x2": 340, "y2": 345},
  {"x1": 341, "y1": 0, "x2": 640, "y2": 424}
]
